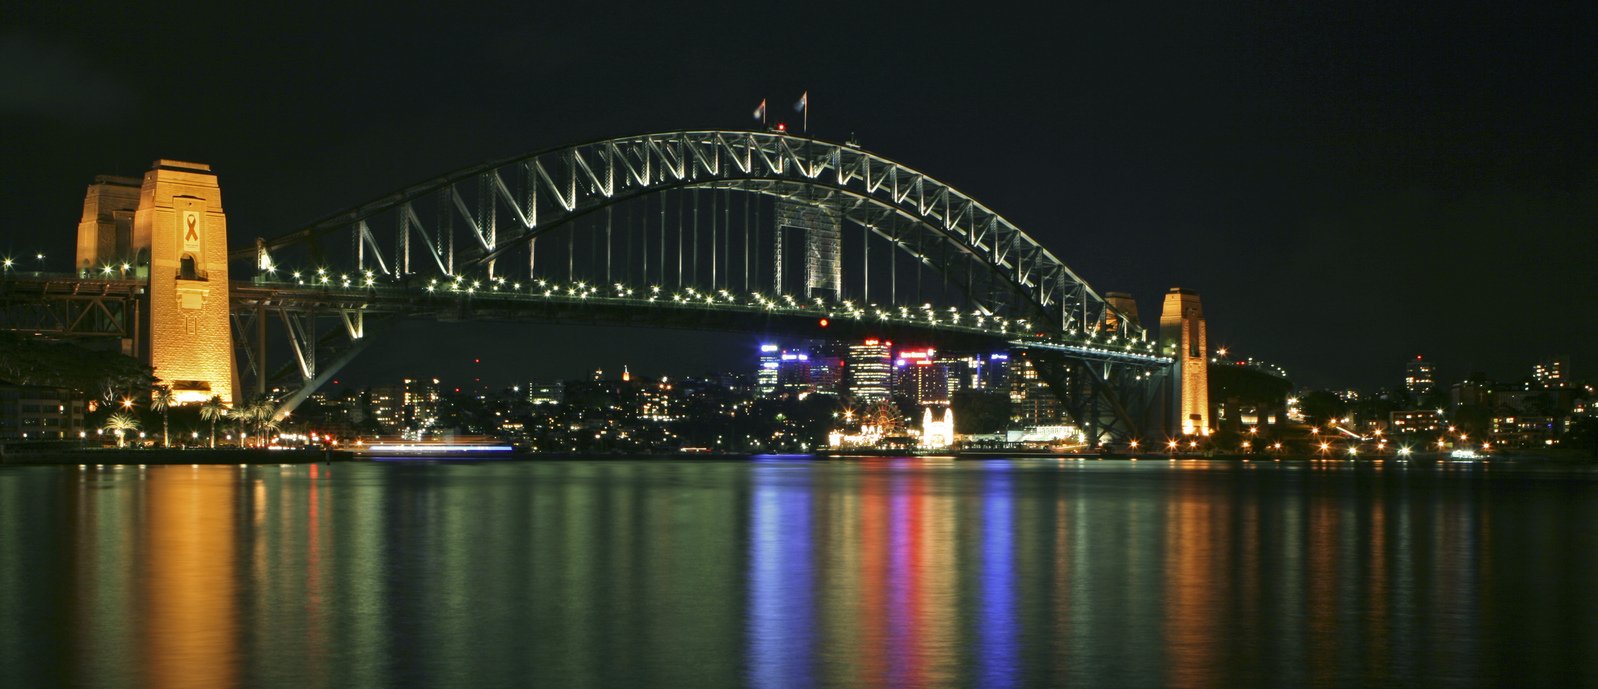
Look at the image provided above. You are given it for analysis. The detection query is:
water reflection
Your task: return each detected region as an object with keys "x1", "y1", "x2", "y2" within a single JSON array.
[
  {"x1": 1, "y1": 459, "x2": 1596, "y2": 688},
  {"x1": 143, "y1": 467, "x2": 238, "y2": 689},
  {"x1": 748, "y1": 465, "x2": 813, "y2": 689}
]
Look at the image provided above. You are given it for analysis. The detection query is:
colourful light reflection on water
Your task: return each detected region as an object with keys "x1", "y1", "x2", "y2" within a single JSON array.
[
  {"x1": 748, "y1": 465, "x2": 814, "y2": 689},
  {"x1": 2, "y1": 459, "x2": 1597, "y2": 688},
  {"x1": 977, "y1": 462, "x2": 1019, "y2": 689}
]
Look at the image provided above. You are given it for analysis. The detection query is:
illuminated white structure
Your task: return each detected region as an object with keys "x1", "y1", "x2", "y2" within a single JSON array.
[{"x1": 920, "y1": 406, "x2": 954, "y2": 449}]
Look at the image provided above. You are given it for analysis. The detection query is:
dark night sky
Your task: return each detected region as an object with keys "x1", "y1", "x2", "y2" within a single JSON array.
[{"x1": 3, "y1": 1, "x2": 1594, "y2": 390}]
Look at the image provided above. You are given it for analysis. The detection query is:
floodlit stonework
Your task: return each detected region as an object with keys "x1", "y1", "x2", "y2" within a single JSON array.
[
  {"x1": 1160, "y1": 288, "x2": 1208, "y2": 435},
  {"x1": 75, "y1": 175, "x2": 143, "y2": 274},
  {"x1": 137, "y1": 160, "x2": 236, "y2": 406}
]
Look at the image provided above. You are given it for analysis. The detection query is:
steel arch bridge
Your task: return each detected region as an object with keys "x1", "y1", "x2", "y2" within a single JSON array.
[{"x1": 7, "y1": 130, "x2": 1173, "y2": 443}]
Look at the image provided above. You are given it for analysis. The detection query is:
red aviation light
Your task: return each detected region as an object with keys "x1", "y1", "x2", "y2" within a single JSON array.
[{"x1": 818, "y1": 318, "x2": 829, "y2": 328}]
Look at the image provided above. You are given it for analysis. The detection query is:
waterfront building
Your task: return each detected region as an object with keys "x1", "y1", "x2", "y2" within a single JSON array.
[
  {"x1": 1491, "y1": 415, "x2": 1557, "y2": 447},
  {"x1": 1009, "y1": 353, "x2": 1062, "y2": 426},
  {"x1": 845, "y1": 339, "x2": 892, "y2": 401},
  {"x1": 0, "y1": 383, "x2": 87, "y2": 441},
  {"x1": 1389, "y1": 409, "x2": 1444, "y2": 434},
  {"x1": 1406, "y1": 355, "x2": 1437, "y2": 395}
]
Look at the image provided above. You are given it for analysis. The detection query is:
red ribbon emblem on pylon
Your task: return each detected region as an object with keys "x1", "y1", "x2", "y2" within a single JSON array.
[{"x1": 185, "y1": 215, "x2": 199, "y2": 241}]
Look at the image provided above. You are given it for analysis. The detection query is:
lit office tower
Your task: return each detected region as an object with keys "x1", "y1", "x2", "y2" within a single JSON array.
[
  {"x1": 1534, "y1": 357, "x2": 1568, "y2": 389},
  {"x1": 776, "y1": 349, "x2": 812, "y2": 393},
  {"x1": 984, "y1": 353, "x2": 1012, "y2": 391},
  {"x1": 807, "y1": 354, "x2": 845, "y2": 395},
  {"x1": 757, "y1": 344, "x2": 781, "y2": 396},
  {"x1": 846, "y1": 339, "x2": 893, "y2": 401},
  {"x1": 1405, "y1": 355, "x2": 1437, "y2": 395},
  {"x1": 895, "y1": 348, "x2": 949, "y2": 405},
  {"x1": 945, "y1": 351, "x2": 1013, "y2": 393}
]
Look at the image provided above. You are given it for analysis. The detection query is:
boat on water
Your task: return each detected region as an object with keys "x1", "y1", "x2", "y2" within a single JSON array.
[{"x1": 348, "y1": 436, "x2": 516, "y2": 459}]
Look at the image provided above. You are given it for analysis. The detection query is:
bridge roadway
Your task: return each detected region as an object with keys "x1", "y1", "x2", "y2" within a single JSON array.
[{"x1": 1, "y1": 272, "x2": 1170, "y2": 367}]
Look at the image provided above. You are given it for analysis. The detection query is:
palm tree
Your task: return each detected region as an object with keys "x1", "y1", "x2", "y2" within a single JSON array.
[
  {"x1": 200, "y1": 396, "x2": 226, "y2": 448},
  {"x1": 229, "y1": 397, "x2": 272, "y2": 448},
  {"x1": 150, "y1": 385, "x2": 178, "y2": 447},
  {"x1": 103, "y1": 412, "x2": 140, "y2": 448}
]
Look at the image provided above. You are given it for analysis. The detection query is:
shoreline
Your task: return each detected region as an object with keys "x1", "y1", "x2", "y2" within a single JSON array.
[{"x1": 1, "y1": 447, "x2": 1591, "y2": 466}]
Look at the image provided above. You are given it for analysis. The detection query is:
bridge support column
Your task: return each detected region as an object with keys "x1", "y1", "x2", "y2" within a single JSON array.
[
  {"x1": 1159, "y1": 287, "x2": 1208, "y2": 437},
  {"x1": 137, "y1": 160, "x2": 237, "y2": 406}
]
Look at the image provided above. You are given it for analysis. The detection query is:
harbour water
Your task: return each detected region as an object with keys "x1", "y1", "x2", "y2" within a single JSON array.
[{"x1": 2, "y1": 458, "x2": 1595, "y2": 688}]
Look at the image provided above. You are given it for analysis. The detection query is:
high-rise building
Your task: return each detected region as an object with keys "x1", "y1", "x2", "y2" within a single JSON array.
[
  {"x1": 757, "y1": 344, "x2": 781, "y2": 396},
  {"x1": 367, "y1": 385, "x2": 402, "y2": 430},
  {"x1": 402, "y1": 377, "x2": 441, "y2": 429},
  {"x1": 944, "y1": 352, "x2": 1013, "y2": 393},
  {"x1": 846, "y1": 339, "x2": 893, "y2": 401},
  {"x1": 807, "y1": 355, "x2": 845, "y2": 395},
  {"x1": 895, "y1": 348, "x2": 949, "y2": 405},
  {"x1": 776, "y1": 349, "x2": 812, "y2": 393},
  {"x1": 983, "y1": 353, "x2": 1012, "y2": 392},
  {"x1": 1534, "y1": 357, "x2": 1569, "y2": 389},
  {"x1": 1009, "y1": 352, "x2": 1062, "y2": 426},
  {"x1": 1406, "y1": 355, "x2": 1437, "y2": 395}
]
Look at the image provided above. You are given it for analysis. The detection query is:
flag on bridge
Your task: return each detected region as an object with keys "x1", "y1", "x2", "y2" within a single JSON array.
[
  {"x1": 753, "y1": 99, "x2": 767, "y2": 123},
  {"x1": 794, "y1": 92, "x2": 808, "y2": 113}
]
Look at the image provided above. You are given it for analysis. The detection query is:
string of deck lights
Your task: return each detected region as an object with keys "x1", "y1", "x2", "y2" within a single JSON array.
[{"x1": 257, "y1": 266, "x2": 1170, "y2": 361}]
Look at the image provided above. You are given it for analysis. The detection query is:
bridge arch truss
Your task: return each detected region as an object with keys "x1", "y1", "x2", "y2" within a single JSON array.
[{"x1": 245, "y1": 130, "x2": 1143, "y2": 342}]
